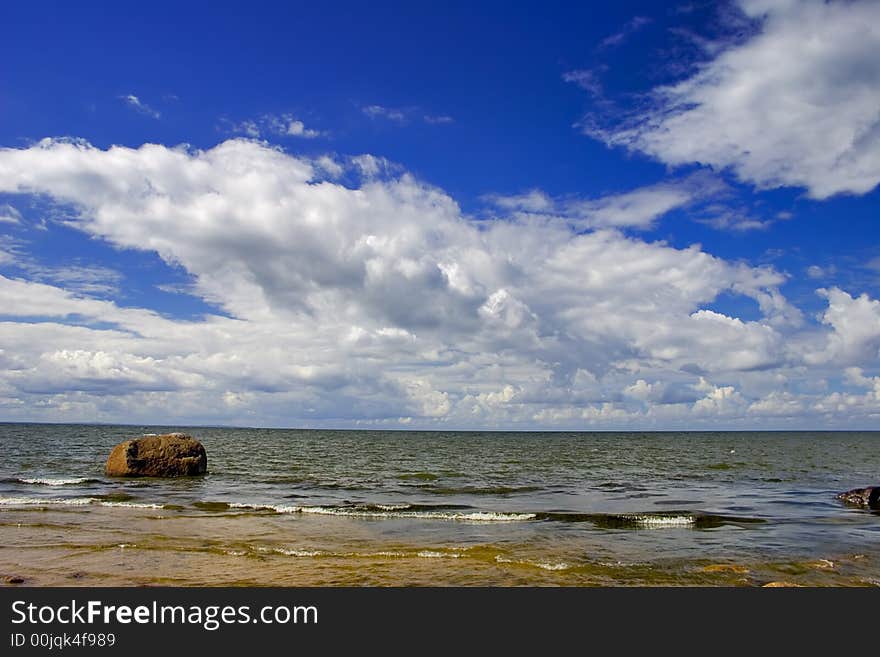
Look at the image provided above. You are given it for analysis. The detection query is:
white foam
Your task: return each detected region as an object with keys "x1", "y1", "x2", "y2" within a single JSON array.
[
  {"x1": 534, "y1": 561, "x2": 570, "y2": 571},
  {"x1": 0, "y1": 496, "x2": 161, "y2": 509},
  {"x1": 250, "y1": 547, "x2": 465, "y2": 559},
  {"x1": 0, "y1": 496, "x2": 91, "y2": 506},
  {"x1": 417, "y1": 550, "x2": 462, "y2": 559},
  {"x1": 18, "y1": 477, "x2": 91, "y2": 486},
  {"x1": 95, "y1": 501, "x2": 163, "y2": 509},
  {"x1": 273, "y1": 548, "x2": 325, "y2": 557},
  {"x1": 229, "y1": 503, "x2": 271, "y2": 511},
  {"x1": 623, "y1": 514, "x2": 695, "y2": 527},
  {"x1": 248, "y1": 504, "x2": 536, "y2": 522},
  {"x1": 229, "y1": 502, "x2": 534, "y2": 522},
  {"x1": 495, "y1": 555, "x2": 570, "y2": 571},
  {"x1": 453, "y1": 511, "x2": 535, "y2": 522},
  {"x1": 245, "y1": 546, "x2": 407, "y2": 559}
]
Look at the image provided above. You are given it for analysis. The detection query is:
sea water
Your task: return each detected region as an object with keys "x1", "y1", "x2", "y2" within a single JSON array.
[{"x1": 0, "y1": 424, "x2": 878, "y2": 586}]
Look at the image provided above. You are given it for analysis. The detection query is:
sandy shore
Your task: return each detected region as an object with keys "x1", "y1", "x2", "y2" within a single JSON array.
[{"x1": 2, "y1": 504, "x2": 875, "y2": 587}]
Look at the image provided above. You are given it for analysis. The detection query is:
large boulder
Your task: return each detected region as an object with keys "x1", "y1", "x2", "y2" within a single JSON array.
[
  {"x1": 836, "y1": 486, "x2": 880, "y2": 509},
  {"x1": 105, "y1": 433, "x2": 207, "y2": 477}
]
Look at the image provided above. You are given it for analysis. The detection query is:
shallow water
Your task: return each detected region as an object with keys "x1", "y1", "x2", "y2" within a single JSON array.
[{"x1": 0, "y1": 424, "x2": 878, "y2": 586}]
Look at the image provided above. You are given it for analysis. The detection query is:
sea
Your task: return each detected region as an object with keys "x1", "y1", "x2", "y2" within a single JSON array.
[{"x1": 1, "y1": 424, "x2": 878, "y2": 586}]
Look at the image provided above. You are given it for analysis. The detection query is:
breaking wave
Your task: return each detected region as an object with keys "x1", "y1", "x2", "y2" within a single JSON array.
[
  {"x1": 0, "y1": 496, "x2": 163, "y2": 509},
  {"x1": 534, "y1": 511, "x2": 765, "y2": 529},
  {"x1": 228, "y1": 502, "x2": 535, "y2": 522},
  {"x1": 16, "y1": 477, "x2": 97, "y2": 486},
  {"x1": 0, "y1": 494, "x2": 764, "y2": 529},
  {"x1": 214, "y1": 502, "x2": 765, "y2": 528}
]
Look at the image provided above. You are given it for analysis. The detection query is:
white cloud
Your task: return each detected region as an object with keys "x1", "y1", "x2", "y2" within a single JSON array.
[
  {"x1": 623, "y1": 379, "x2": 663, "y2": 402},
  {"x1": 747, "y1": 390, "x2": 805, "y2": 417},
  {"x1": 225, "y1": 114, "x2": 322, "y2": 139},
  {"x1": 119, "y1": 94, "x2": 160, "y2": 119},
  {"x1": 696, "y1": 206, "x2": 774, "y2": 232},
  {"x1": 0, "y1": 204, "x2": 21, "y2": 224},
  {"x1": 363, "y1": 106, "x2": 454, "y2": 126},
  {"x1": 363, "y1": 105, "x2": 407, "y2": 122},
  {"x1": 589, "y1": 0, "x2": 880, "y2": 199},
  {"x1": 598, "y1": 16, "x2": 652, "y2": 49},
  {"x1": 285, "y1": 119, "x2": 320, "y2": 138},
  {"x1": 563, "y1": 69, "x2": 604, "y2": 96},
  {"x1": 692, "y1": 378, "x2": 747, "y2": 416},
  {"x1": 0, "y1": 237, "x2": 122, "y2": 294},
  {"x1": 230, "y1": 120, "x2": 261, "y2": 138},
  {"x1": 806, "y1": 264, "x2": 836, "y2": 280},
  {"x1": 571, "y1": 183, "x2": 693, "y2": 229},
  {"x1": 0, "y1": 137, "x2": 876, "y2": 427},
  {"x1": 844, "y1": 366, "x2": 879, "y2": 391},
  {"x1": 423, "y1": 115, "x2": 454, "y2": 125},
  {"x1": 29, "y1": 265, "x2": 122, "y2": 295},
  {"x1": 315, "y1": 155, "x2": 344, "y2": 178},
  {"x1": 485, "y1": 189, "x2": 553, "y2": 213},
  {"x1": 488, "y1": 173, "x2": 729, "y2": 230},
  {"x1": 807, "y1": 287, "x2": 880, "y2": 366}
]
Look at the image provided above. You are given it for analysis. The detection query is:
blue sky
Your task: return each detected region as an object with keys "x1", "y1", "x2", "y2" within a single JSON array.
[{"x1": 1, "y1": 0, "x2": 879, "y2": 429}]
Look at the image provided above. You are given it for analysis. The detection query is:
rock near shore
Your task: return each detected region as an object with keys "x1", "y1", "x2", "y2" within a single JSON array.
[
  {"x1": 836, "y1": 486, "x2": 880, "y2": 509},
  {"x1": 105, "y1": 433, "x2": 207, "y2": 477}
]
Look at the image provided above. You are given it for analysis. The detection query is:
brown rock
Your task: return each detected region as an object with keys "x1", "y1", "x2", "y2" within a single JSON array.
[
  {"x1": 836, "y1": 486, "x2": 880, "y2": 509},
  {"x1": 4, "y1": 575, "x2": 25, "y2": 584},
  {"x1": 762, "y1": 581, "x2": 804, "y2": 587},
  {"x1": 105, "y1": 433, "x2": 207, "y2": 477},
  {"x1": 701, "y1": 564, "x2": 750, "y2": 574}
]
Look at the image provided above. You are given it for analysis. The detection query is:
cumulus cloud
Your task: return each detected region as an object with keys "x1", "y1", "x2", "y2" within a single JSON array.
[
  {"x1": 284, "y1": 119, "x2": 321, "y2": 138},
  {"x1": 0, "y1": 137, "x2": 875, "y2": 427},
  {"x1": 808, "y1": 287, "x2": 880, "y2": 366},
  {"x1": 587, "y1": 0, "x2": 880, "y2": 199}
]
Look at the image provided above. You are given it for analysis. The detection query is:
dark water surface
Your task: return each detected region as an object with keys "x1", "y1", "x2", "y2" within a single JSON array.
[{"x1": 1, "y1": 424, "x2": 878, "y2": 586}]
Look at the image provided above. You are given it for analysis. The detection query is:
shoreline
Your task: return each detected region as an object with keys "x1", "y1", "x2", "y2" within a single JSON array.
[{"x1": 1, "y1": 504, "x2": 876, "y2": 587}]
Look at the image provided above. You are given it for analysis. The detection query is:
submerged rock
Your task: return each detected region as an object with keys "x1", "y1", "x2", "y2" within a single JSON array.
[
  {"x1": 105, "y1": 433, "x2": 207, "y2": 477},
  {"x1": 762, "y1": 581, "x2": 804, "y2": 588},
  {"x1": 701, "y1": 564, "x2": 750, "y2": 574},
  {"x1": 836, "y1": 486, "x2": 880, "y2": 509}
]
